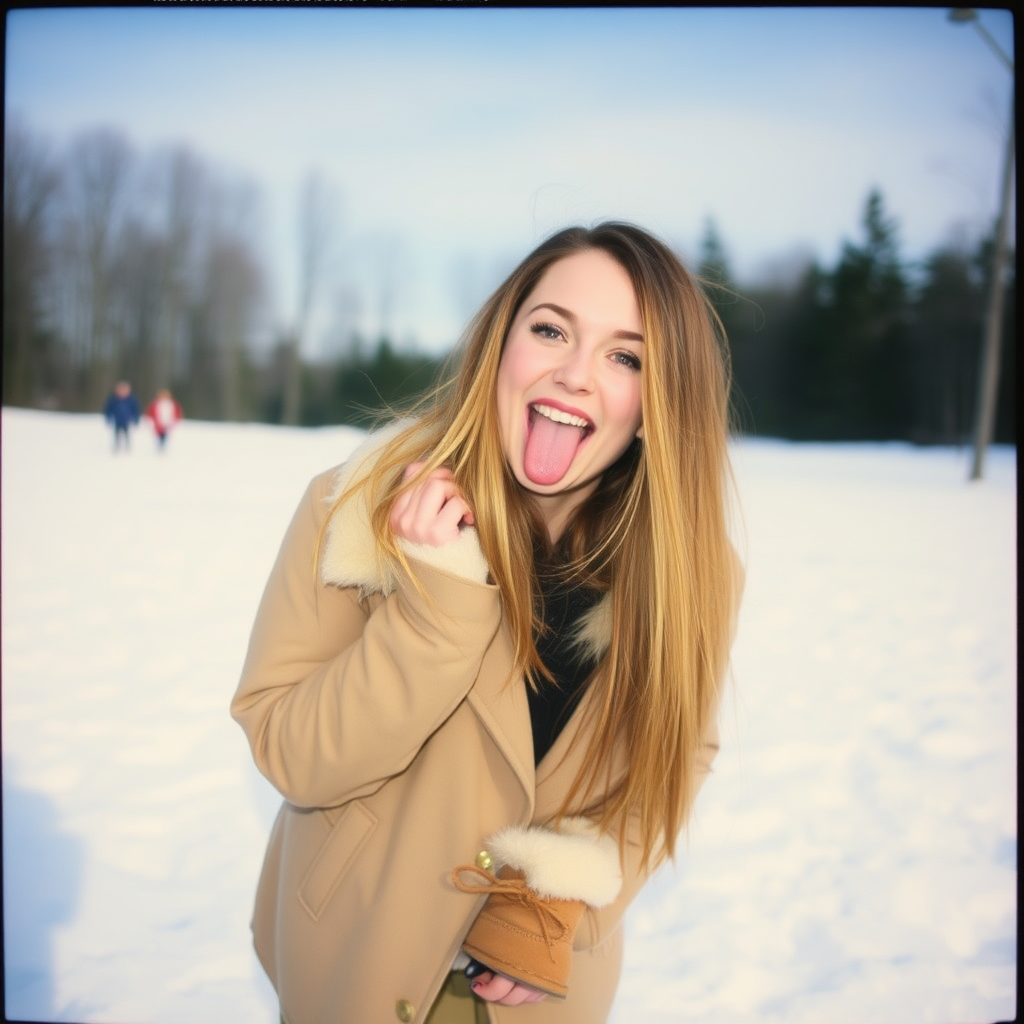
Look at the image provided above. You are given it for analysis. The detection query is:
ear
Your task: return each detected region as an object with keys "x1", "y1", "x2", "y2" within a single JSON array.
[{"x1": 635, "y1": 424, "x2": 644, "y2": 439}]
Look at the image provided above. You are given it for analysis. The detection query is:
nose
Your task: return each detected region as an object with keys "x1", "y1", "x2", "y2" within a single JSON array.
[{"x1": 552, "y1": 344, "x2": 594, "y2": 393}]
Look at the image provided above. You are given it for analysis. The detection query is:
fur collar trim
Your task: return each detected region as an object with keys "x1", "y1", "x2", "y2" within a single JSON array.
[{"x1": 317, "y1": 421, "x2": 612, "y2": 661}]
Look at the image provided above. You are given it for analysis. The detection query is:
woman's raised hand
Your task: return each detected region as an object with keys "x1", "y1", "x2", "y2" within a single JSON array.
[{"x1": 389, "y1": 462, "x2": 476, "y2": 547}]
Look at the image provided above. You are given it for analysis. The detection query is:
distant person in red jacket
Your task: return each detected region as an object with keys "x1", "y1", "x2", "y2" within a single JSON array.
[{"x1": 145, "y1": 389, "x2": 183, "y2": 451}]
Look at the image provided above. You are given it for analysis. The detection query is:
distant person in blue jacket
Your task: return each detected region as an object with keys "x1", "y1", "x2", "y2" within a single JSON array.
[{"x1": 103, "y1": 381, "x2": 141, "y2": 452}]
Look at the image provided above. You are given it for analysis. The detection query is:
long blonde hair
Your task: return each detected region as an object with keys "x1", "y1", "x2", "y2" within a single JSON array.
[{"x1": 327, "y1": 223, "x2": 739, "y2": 869}]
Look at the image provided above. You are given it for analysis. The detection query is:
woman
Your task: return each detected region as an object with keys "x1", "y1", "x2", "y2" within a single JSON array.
[{"x1": 231, "y1": 222, "x2": 743, "y2": 1023}]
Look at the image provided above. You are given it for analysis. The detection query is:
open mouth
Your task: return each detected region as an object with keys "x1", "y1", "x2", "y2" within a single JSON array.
[{"x1": 523, "y1": 403, "x2": 593, "y2": 486}]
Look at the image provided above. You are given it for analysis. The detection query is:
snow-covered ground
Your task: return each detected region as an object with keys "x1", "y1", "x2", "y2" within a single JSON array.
[{"x1": 1, "y1": 407, "x2": 1016, "y2": 1024}]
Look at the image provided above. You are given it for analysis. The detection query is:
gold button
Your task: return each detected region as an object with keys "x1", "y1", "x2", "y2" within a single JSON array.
[
  {"x1": 475, "y1": 849, "x2": 494, "y2": 870},
  {"x1": 395, "y1": 999, "x2": 415, "y2": 1022}
]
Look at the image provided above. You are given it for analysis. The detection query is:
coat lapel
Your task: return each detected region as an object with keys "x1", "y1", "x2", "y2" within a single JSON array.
[
  {"x1": 319, "y1": 424, "x2": 536, "y2": 815},
  {"x1": 464, "y1": 626, "x2": 536, "y2": 820}
]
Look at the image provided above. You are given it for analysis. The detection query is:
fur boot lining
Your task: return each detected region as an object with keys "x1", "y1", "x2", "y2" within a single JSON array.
[{"x1": 486, "y1": 818, "x2": 622, "y2": 908}]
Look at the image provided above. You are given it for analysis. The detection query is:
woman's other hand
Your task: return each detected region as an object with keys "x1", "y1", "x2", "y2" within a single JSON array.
[
  {"x1": 469, "y1": 969, "x2": 547, "y2": 1006},
  {"x1": 389, "y1": 463, "x2": 476, "y2": 547}
]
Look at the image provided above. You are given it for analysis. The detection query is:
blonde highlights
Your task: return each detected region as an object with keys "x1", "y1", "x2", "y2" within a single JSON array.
[{"x1": 324, "y1": 223, "x2": 739, "y2": 869}]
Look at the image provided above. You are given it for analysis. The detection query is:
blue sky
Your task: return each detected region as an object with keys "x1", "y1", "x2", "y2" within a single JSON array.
[{"x1": 6, "y1": 6, "x2": 1016, "y2": 353}]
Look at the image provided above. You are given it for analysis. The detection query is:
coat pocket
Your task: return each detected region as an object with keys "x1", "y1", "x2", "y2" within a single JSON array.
[{"x1": 298, "y1": 801, "x2": 377, "y2": 922}]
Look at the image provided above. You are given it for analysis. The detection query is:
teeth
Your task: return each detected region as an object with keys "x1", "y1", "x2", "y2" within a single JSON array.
[{"x1": 532, "y1": 403, "x2": 590, "y2": 429}]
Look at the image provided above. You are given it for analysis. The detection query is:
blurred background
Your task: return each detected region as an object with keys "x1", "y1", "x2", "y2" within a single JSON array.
[{"x1": 4, "y1": 6, "x2": 1015, "y2": 443}]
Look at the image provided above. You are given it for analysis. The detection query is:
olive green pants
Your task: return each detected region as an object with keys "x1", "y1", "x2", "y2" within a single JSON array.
[{"x1": 426, "y1": 971, "x2": 489, "y2": 1024}]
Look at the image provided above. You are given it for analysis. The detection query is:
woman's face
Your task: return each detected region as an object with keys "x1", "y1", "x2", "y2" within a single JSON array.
[{"x1": 495, "y1": 248, "x2": 644, "y2": 537}]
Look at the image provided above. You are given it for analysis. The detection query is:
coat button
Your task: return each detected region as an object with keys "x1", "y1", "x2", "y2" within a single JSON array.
[
  {"x1": 475, "y1": 849, "x2": 494, "y2": 870},
  {"x1": 395, "y1": 999, "x2": 415, "y2": 1022}
]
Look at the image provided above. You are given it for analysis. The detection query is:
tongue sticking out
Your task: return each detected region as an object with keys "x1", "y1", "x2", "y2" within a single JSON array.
[{"x1": 523, "y1": 411, "x2": 587, "y2": 486}]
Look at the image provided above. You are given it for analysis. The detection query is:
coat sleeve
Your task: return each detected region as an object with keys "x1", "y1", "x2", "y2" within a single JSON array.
[{"x1": 230, "y1": 469, "x2": 503, "y2": 809}]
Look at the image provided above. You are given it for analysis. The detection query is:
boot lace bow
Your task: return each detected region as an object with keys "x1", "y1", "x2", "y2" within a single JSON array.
[{"x1": 452, "y1": 864, "x2": 571, "y2": 961}]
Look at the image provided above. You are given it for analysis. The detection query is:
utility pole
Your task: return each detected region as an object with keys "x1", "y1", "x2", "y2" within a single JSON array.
[{"x1": 948, "y1": 9, "x2": 1015, "y2": 481}]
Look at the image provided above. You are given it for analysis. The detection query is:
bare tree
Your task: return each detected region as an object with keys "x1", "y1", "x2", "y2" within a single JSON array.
[
  {"x1": 62, "y1": 127, "x2": 135, "y2": 408},
  {"x1": 449, "y1": 251, "x2": 484, "y2": 331},
  {"x1": 3, "y1": 118, "x2": 61, "y2": 406},
  {"x1": 324, "y1": 281, "x2": 364, "y2": 360},
  {"x1": 147, "y1": 145, "x2": 206, "y2": 391},
  {"x1": 202, "y1": 176, "x2": 266, "y2": 421},
  {"x1": 110, "y1": 214, "x2": 164, "y2": 399},
  {"x1": 370, "y1": 230, "x2": 409, "y2": 345},
  {"x1": 282, "y1": 171, "x2": 336, "y2": 425}
]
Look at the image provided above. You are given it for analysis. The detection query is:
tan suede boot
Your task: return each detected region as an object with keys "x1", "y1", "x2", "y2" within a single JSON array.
[
  {"x1": 451, "y1": 819, "x2": 622, "y2": 998},
  {"x1": 452, "y1": 863, "x2": 584, "y2": 998}
]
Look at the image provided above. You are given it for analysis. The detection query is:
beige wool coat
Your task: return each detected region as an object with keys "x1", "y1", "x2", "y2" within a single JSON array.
[{"x1": 231, "y1": 424, "x2": 729, "y2": 1024}]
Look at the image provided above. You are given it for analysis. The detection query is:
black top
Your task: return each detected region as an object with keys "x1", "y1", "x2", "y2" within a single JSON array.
[{"x1": 528, "y1": 577, "x2": 604, "y2": 766}]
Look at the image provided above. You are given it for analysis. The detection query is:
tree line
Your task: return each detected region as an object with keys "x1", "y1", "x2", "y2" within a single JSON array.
[
  {"x1": 706, "y1": 192, "x2": 1015, "y2": 444},
  {"x1": 4, "y1": 119, "x2": 1015, "y2": 443}
]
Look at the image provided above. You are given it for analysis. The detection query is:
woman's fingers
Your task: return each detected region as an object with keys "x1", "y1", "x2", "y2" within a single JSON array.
[
  {"x1": 389, "y1": 464, "x2": 474, "y2": 545},
  {"x1": 403, "y1": 476, "x2": 464, "y2": 542},
  {"x1": 434, "y1": 492, "x2": 474, "y2": 534},
  {"x1": 470, "y1": 972, "x2": 546, "y2": 1005}
]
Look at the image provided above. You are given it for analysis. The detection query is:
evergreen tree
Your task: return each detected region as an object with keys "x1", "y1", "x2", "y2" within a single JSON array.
[
  {"x1": 696, "y1": 218, "x2": 763, "y2": 434},
  {"x1": 697, "y1": 217, "x2": 746, "y2": 341},
  {"x1": 785, "y1": 190, "x2": 912, "y2": 439},
  {"x1": 910, "y1": 246, "x2": 983, "y2": 443},
  {"x1": 326, "y1": 336, "x2": 445, "y2": 427}
]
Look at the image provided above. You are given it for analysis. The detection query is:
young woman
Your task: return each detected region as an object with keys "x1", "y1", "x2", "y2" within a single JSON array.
[{"x1": 231, "y1": 222, "x2": 743, "y2": 1024}]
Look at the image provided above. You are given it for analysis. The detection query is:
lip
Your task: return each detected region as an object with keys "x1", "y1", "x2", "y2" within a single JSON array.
[{"x1": 526, "y1": 399, "x2": 595, "y2": 431}]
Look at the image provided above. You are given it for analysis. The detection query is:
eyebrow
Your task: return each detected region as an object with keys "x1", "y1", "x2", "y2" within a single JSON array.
[{"x1": 527, "y1": 302, "x2": 645, "y2": 343}]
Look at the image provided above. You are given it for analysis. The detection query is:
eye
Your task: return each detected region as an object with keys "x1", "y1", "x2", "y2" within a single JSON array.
[
  {"x1": 612, "y1": 350, "x2": 642, "y2": 371},
  {"x1": 529, "y1": 321, "x2": 564, "y2": 341}
]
